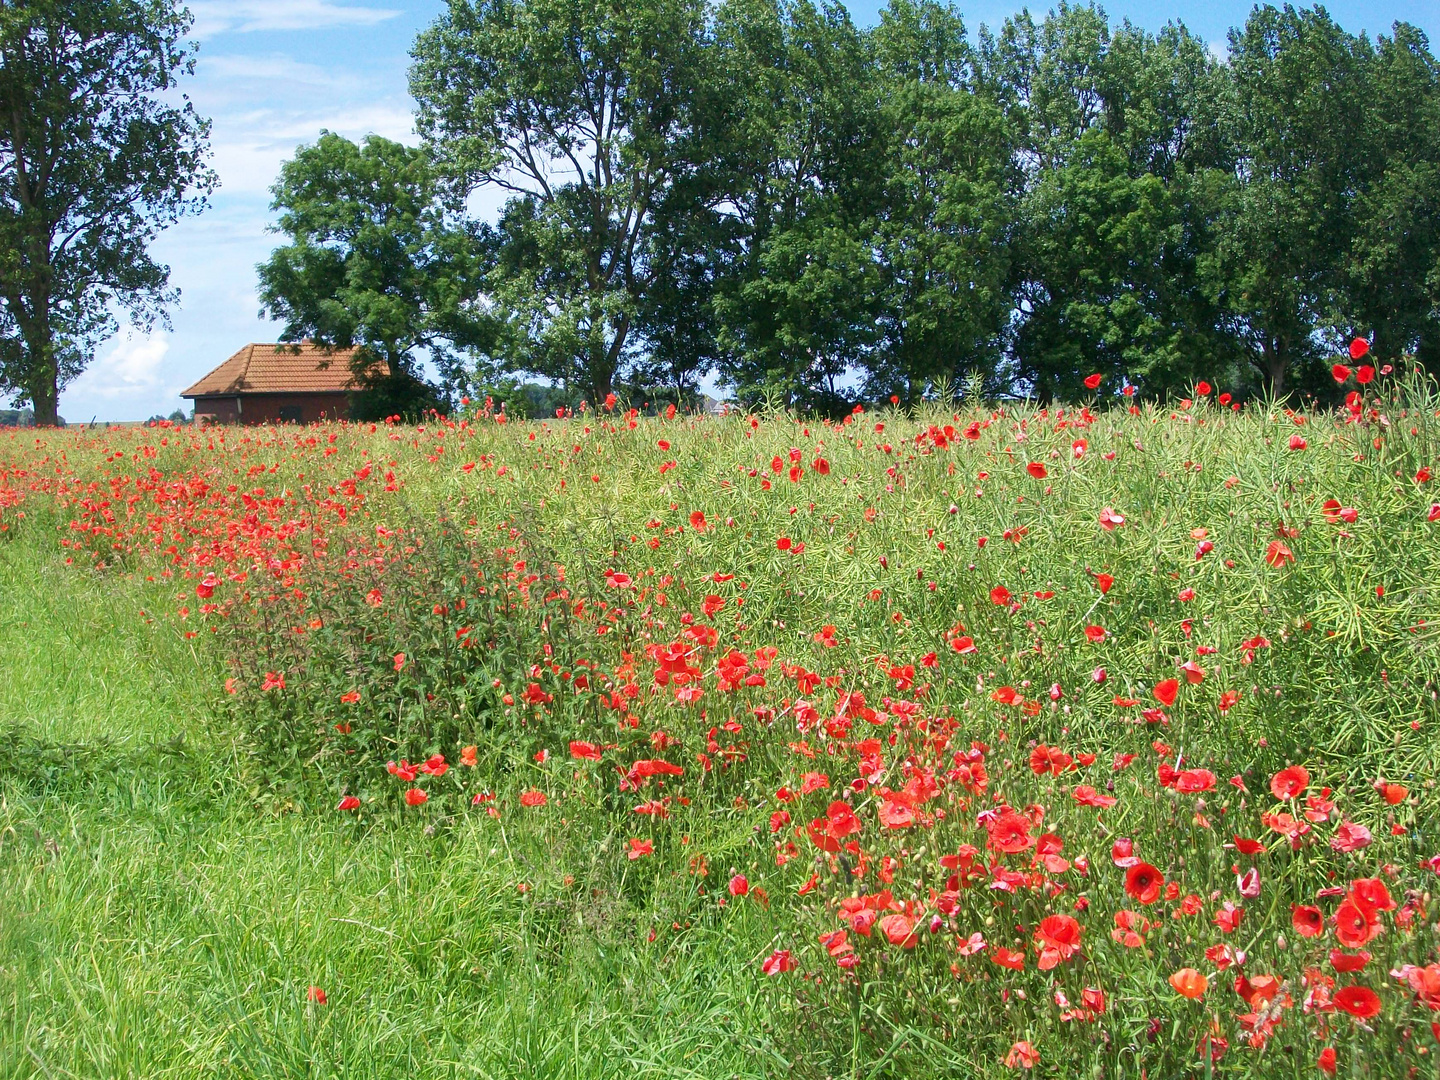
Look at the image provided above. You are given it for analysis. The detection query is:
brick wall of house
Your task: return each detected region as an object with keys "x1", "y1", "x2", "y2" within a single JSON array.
[{"x1": 191, "y1": 393, "x2": 352, "y2": 424}]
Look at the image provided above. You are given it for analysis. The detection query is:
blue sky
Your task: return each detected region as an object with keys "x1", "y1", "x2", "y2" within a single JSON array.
[{"x1": 59, "y1": 0, "x2": 1440, "y2": 422}]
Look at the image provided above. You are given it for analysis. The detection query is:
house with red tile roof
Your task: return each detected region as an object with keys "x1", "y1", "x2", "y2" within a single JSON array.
[{"x1": 180, "y1": 343, "x2": 387, "y2": 424}]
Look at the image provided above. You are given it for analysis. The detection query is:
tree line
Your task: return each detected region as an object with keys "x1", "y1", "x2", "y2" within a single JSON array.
[
  {"x1": 257, "y1": 0, "x2": 1440, "y2": 414},
  {"x1": 2, "y1": 1, "x2": 1437, "y2": 422}
]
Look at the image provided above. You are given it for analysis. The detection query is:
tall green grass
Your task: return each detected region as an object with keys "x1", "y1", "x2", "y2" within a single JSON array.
[{"x1": 2, "y1": 381, "x2": 1439, "y2": 1078}]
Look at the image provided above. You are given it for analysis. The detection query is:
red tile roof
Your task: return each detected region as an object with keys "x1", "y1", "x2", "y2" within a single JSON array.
[{"x1": 181, "y1": 343, "x2": 388, "y2": 397}]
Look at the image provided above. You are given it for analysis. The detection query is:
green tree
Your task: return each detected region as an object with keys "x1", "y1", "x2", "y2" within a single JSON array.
[
  {"x1": 410, "y1": 0, "x2": 715, "y2": 406},
  {"x1": 0, "y1": 0, "x2": 214, "y2": 426},
  {"x1": 865, "y1": 1, "x2": 1013, "y2": 403},
  {"x1": 1344, "y1": 23, "x2": 1440, "y2": 369},
  {"x1": 979, "y1": 5, "x2": 1234, "y2": 402},
  {"x1": 708, "y1": 0, "x2": 883, "y2": 412},
  {"x1": 1206, "y1": 4, "x2": 1373, "y2": 394},
  {"x1": 256, "y1": 132, "x2": 490, "y2": 419}
]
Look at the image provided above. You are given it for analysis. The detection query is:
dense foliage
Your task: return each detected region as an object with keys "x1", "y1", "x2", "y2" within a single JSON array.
[
  {"x1": 0, "y1": 0, "x2": 214, "y2": 424},
  {"x1": 258, "y1": 0, "x2": 1440, "y2": 413}
]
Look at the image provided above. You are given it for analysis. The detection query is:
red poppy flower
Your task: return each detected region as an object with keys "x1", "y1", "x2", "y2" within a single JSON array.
[
  {"x1": 1213, "y1": 902, "x2": 1244, "y2": 933},
  {"x1": 879, "y1": 912, "x2": 918, "y2": 948},
  {"x1": 1379, "y1": 782, "x2": 1407, "y2": 805},
  {"x1": 689, "y1": 510, "x2": 707, "y2": 530},
  {"x1": 1125, "y1": 862, "x2": 1164, "y2": 905},
  {"x1": 1349, "y1": 337, "x2": 1369, "y2": 360},
  {"x1": 569, "y1": 741, "x2": 602, "y2": 761},
  {"x1": 1350, "y1": 877, "x2": 1395, "y2": 912},
  {"x1": 1333, "y1": 985, "x2": 1381, "y2": 1019},
  {"x1": 1026, "y1": 462, "x2": 1047, "y2": 479},
  {"x1": 1111, "y1": 909, "x2": 1148, "y2": 947},
  {"x1": 1330, "y1": 949, "x2": 1370, "y2": 973},
  {"x1": 1402, "y1": 964, "x2": 1440, "y2": 1010},
  {"x1": 1073, "y1": 785, "x2": 1116, "y2": 808},
  {"x1": 1291, "y1": 904, "x2": 1324, "y2": 937},
  {"x1": 1005, "y1": 1040, "x2": 1039, "y2": 1069},
  {"x1": 1153, "y1": 679, "x2": 1179, "y2": 707},
  {"x1": 1034, "y1": 914, "x2": 1082, "y2": 969},
  {"x1": 990, "y1": 585, "x2": 1013, "y2": 606},
  {"x1": 1196, "y1": 381, "x2": 1212, "y2": 395},
  {"x1": 761, "y1": 949, "x2": 795, "y2": 975},
  {"x1": 404, "y1": 788, "x2": 428, "y2": 806},
  {"x1": 1332, "y1": 363, "x2": 1352, "y2": 383},
  {"x1": 1318, "y1": 1047, "x2": 1337, "y2": 1076},
  {"x1": 1331, "y1": 820, "x2": 1373, "y2": 852},
  {"x1": 627, "y1": 837, "x2": 654, "y2": 859},
  {"x1": 519, "y1": 789, "x2": 548, "y2": 807},
  {"x1": 991, "y1": 946, "x2": 1026, "y2": 970},
  {"x1": 336, "y1": 795, "x2": 361, "y2": 811},
  {"x1": 1083, "y1": 373, "x2": 1103, "y2": 390},
  {"x1": 307, "y1": 986, "x2": 327, "y2": 1004},
  {"x1": 1264, "y1": 539, "x2": 1294, "y2": 567},
  {"x1": 1333, "y1": 899, "x2": 1381, "y2": 948},
  {"x1": 1355, "y1": 364, "x2": 1374, "y2": 384},
  {"x1": 1169, "y1": 968, "x2": 1207, "y2": 999},
  {"x1": 1269, "y1": 765, "x2": 1308, "y2": 800},
  {"x1": 728, "y1": 874, "x2": 749, "y2": 896},
  {"x1": 1084, "y1": 624, "x2": 1106, "y2": 642},
  {"x1": 878, "y1": 798, "x2": 915, "y2": 829},
  {"x1": 1111, "y1": 838, "x2": 1138, "y2": 867},
  {"x1": 1171, "y1": 768, "x2": 1215, "y2": 794},
  {"x1": 986, "y1": 810, "x2": 1034, "y2": 854}
]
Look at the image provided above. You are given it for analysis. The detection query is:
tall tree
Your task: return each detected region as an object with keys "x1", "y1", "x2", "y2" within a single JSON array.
[
  {"x1": 866, "y1": 0, "x2": 1013, "y2": 403},
  {"x1": 979, "y1": 5, "x2": 1234, "y2": 401},
  {"x1": 709, "y1": 0, "x2": 884, "y2": 412},
  {"x1": 1206, "y1": 4, "x2": 1373, "y2": 394},
  {"x1": 409, "y1": 0, "x2": 715, "y2": 406},
  {"x1": 0, "y1": 0, "x2": 213, "y2": 425},
  {"x1": 257, "y1": 132, "x2": 491, "y2": 419},
  {"x1": 1344, "y1": 23, "x2": 1440, "y2": 369}
]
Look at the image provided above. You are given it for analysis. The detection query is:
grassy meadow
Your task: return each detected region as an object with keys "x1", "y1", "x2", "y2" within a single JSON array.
[{"x1": 3, "y1": 377, "x2": 1440, "y2": 1078}]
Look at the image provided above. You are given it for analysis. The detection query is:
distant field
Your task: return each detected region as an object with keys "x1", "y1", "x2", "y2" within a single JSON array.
[{"x1": 3, "y1": 379, "x2": 1440, "y2": 1078}]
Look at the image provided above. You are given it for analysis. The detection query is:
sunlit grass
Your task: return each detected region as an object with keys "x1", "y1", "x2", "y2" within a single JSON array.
[{"x1": 2, "y1": 381, "x2": 1439, "y2": 1078}]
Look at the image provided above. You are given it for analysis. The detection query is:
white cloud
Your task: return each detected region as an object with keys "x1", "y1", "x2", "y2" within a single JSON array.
[
  {"x1": 196, "y1": 53, "x2": 372, "y2": 98},
  {"x1": 190, "y1": 1, "x2": 401, "y2": 37},
  {"x1": 206, "y1": 104, "x2": 418, "y2": 195},
  {"x1": 70, "y1": 332, "x2": 171, "y2": 400}
]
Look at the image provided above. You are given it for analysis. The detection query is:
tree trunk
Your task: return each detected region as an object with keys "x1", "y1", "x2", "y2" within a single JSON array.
[
  {"x1": 30, "y1": 379, "x2": 59, "y2": 426},
  {"x1": 1261, "y1": 337, "x2": 1287, "y2": 396},
  {"x1": 23, "y1": 318, "x2": 59, "y2": 426}
]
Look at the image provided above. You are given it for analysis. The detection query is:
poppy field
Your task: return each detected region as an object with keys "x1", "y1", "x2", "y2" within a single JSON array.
[{"x1": 4, "y1": 369, "x2": 1440, "y2": 1078}]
